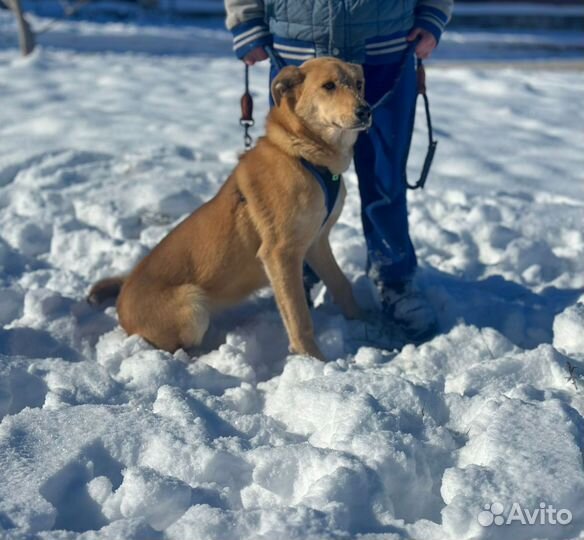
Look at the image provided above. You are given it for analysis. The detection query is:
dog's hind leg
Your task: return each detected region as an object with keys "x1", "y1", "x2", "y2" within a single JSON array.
[
  {"x1": 118, "y1": 283, "x2": 210, "y2": 353},
  {"x1": 176, "y1": 285, "x2": 210, "y2": 349}
]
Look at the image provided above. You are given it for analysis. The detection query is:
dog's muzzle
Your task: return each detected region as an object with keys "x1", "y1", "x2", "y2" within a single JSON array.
[
  {"x1": 354, "y1": 104, "x2": 372, "y2": 129},
  {"x1": 356, "y1": 104, "x2": 371, "y2": 123}
]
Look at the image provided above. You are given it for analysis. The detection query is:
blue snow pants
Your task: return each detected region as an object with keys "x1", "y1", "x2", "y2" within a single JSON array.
[
  {"x1": 270, "y1": 52, "x2": 418, "y2": 288},
  {"x1": 355, "y1": 54, "x2": 418, "y2": 286}
]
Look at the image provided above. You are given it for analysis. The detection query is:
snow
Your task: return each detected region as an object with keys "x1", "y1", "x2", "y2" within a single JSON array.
[
  {"x1": 554, "y1": 302, "x2": 584, "y2": 359},
  {"x1": 1, "y1": 11, "x2": 584, "y2": 540}
]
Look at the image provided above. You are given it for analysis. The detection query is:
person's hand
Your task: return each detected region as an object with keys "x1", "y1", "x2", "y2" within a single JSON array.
[
  {"x1": 243, "y1": 46, "x2": 268, "y2": 65},
  {"x1": 406, "y1": 28, "x2": 437, "y2": 59}
]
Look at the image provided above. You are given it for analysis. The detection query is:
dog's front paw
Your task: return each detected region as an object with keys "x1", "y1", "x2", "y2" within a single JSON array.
[{"x1": 290, "y1": 342, "x2": 327, "y2": 362}]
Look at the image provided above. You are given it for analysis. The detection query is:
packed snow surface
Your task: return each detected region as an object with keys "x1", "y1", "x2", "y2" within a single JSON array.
[{"x1": 1, "y1": 12, "x2": 584, "y2": 540}]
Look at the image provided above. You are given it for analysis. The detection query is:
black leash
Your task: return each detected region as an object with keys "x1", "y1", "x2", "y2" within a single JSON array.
[
  {"x1": 239, "y1": 43, "x2": 437, "y2": 189},
  {"x1": 412, "y1": 57, "x2": 438, "y2": 190},
  {"x1": 369, "y1": 40, "x2": 437, "y2": 190}
]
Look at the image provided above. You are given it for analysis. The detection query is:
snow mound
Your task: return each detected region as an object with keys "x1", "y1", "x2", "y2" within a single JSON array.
[{"x1": 554, "y1": 302, "x2": 584, "y2": 358}]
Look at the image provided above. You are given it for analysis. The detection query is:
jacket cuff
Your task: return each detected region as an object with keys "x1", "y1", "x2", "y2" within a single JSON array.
[
  {"x1": 414, "y1": 6, "x2": 449, "y2": 43},
  {"x1": 231, "y1": 18, "x2": 272, "y2": 60}
]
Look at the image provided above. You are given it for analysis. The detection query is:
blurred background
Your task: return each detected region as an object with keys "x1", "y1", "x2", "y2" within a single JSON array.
[{"x1": 1, "y1": 0, "x2": 583, "y2": 63}]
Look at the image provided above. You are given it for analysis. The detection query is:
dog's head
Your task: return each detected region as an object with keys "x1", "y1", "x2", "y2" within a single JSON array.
[{"x1": 271, "y1": 57, "x2": 371, "y2": 133}]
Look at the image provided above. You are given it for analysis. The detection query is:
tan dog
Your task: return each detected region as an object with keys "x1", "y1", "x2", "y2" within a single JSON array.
[{"x1": 88, "y1": 57, "x2": 372, "y2": 361}]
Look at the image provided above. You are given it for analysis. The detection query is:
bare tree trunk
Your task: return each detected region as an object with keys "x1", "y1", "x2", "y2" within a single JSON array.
[{"x1": 6, "y1": 0, "x2": 35, "y2": 56}]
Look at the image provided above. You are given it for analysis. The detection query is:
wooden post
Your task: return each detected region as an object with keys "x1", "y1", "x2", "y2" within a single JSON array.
[{"x1": 5, "y1": 0, "x2": 35, "y2": 56}]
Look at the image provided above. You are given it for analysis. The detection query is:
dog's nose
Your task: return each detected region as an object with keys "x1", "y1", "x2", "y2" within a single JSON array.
[{"x1": 355, "y1": 104, "x2": 371, "y2": 123}]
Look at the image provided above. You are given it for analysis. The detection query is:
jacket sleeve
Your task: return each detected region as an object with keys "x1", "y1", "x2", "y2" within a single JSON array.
[
  {"x1": 414, "y1": 0, "x2": 454, "y2": 43},
  {"x1": 224, "y1": 0, "x2": 272, "y2": 59}
]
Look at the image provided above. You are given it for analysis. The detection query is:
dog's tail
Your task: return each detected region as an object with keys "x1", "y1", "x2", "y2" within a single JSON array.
[{"x1": 87, "y1": 276, "x2": 125, "y2": 306}]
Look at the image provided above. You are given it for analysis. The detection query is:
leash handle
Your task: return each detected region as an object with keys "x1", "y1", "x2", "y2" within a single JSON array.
[
  {"x1": 239, "y1": 46, "x2": 284, "y2": 150},
  {"x1": 240, "y1": 64, "x2": 254, "y2": 150}
]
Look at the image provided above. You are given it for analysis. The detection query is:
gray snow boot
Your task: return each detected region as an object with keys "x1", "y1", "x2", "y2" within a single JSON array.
[{"x1": 380, "y1": 279, "x2": 438, "y2": 343}]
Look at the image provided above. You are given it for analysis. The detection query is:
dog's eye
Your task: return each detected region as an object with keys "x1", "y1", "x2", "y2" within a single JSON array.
[
  {"x1": 322, "y1": 81, "x2": 336, "y2": 91},
  {"x1": 356, "y1": 80, "x2": 363, "y2": 91}
]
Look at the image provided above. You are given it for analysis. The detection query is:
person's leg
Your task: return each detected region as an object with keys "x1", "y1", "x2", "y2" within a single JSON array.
[
  {"x1": 355, "y1": 55, "x2": 437, "y2": 341},
  {"x1": 354, "y1": 55, "x2": 418, "y2": 286}
]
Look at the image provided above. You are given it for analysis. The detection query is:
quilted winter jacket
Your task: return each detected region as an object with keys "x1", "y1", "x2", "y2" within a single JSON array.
[{"x1": 224, "y1": 0, "x2": 453, "y2": 64}]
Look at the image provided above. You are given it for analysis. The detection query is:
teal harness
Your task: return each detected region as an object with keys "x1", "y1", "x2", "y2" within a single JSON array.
[{"x1": 300, "y1": 158, "x2": 341, "y2": 223}]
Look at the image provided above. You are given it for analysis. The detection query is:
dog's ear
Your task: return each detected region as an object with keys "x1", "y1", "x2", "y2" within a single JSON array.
[{"x1": 271, "y1": 66, "x2": 305, "y2": 107}]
